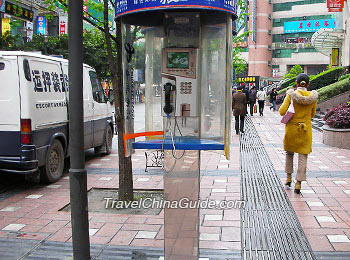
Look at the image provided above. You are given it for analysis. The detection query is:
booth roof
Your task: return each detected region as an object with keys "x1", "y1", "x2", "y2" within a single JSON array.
[{"x1": 115, "y1": 1, "x2": 237, "y2": 25}]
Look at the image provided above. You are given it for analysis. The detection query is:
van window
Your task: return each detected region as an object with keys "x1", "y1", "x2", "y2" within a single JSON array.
[
  {"x1": 89, "y1": 71, "x2": 106, "y2": 103},
  {"x1": 0, "y1": 63, "x2": 4, "y2": 70}
]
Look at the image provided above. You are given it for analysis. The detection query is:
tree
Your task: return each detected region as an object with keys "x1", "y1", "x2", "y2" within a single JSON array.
[
  {"x1": 1, "y1": 31, "x2": 117, "y2": 83},
  {"x1": 0, "y1": 31, "x2": 23, "y2": 50},
  {"x1": 284, "y1": 64, "x2": 304, "y2": 79},
  {"x1": 83, "y1": 30, "x2": 118, "y2": 80},
  {"x1": 102, "y1": 0, "x2": 134, "y2": 201}
]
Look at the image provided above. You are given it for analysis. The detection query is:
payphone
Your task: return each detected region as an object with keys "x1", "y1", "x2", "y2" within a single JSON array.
[
  {"x1": 116, "y1": 1, "x2": 236, "y2": 259},
  {"x1": 161, "y1": 48, "x2": 199, "y2": 118}
]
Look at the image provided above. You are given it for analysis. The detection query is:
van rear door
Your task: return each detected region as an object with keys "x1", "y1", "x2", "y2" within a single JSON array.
[{"x1": 0, "y1": 56, "x2": 21, "y2": 156}]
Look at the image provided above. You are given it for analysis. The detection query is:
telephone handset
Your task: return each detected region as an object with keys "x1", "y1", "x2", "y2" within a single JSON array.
[{"x1": 163, "y1": 82, "x2": 175, "y2": 115}]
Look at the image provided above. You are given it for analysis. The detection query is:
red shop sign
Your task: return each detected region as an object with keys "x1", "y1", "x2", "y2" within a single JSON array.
[{"x1": 327, "y1": 0, "x2": 344, "y2": 8}]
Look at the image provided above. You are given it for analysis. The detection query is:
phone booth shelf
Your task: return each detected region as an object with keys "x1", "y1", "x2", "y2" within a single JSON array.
[
  {"x1": 116, "y1": 1, "x2": 237, "y2": 260},
  {"x1": 132, "y1": 138, "x2": 225, "y2": 150}
]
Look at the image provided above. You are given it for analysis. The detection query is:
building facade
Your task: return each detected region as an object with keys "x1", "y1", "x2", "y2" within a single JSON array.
[
  {"x1": 248, "y1": 0, "x2": 273, "y2": 78},
  {"x1": 247, "y1": 0, "x2": 336, "y2": 79}
]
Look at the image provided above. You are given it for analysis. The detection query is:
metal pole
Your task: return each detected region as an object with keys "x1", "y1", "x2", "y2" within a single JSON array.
[
  {"x1": 44, "y1": 35, "x2": 48, "y2": 55},
  {"x1": 44, "y1": 42, "x2": 47, "y2": 55},
  {"x1": 68, "y1": 0, "x2": 91, "y2": 259}
]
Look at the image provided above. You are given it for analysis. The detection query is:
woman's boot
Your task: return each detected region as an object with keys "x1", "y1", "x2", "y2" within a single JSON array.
[
  {"x1": 294, "y1": 181, "x2": 301, "y2": 194},
  {"x1": 285, "y1": 173, "x2": 292, "y2": 187}
]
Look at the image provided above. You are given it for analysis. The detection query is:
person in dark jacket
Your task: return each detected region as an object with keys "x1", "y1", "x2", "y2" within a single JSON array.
[
  {"x1": 242, "y1": 85, "x2": 249, "y2": 115},
  {"x1": 248, "y1": 86, "x2": 257, "y2": 116},
  {"x1": 270, "y1": 88, "x2": 277, "y2": 111},
  {"x1": 232, "y1": 86, "x2": 247, "y2": 134}
]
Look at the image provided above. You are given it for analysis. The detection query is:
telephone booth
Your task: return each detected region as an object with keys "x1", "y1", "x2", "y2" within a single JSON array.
[{"x1": 116, "y1": 1, "x2": 237, "y2": 259}]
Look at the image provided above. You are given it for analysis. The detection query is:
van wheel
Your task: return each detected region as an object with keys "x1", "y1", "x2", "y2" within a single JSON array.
[
  {"x1": 41, "y1": 140, "x2": 64, "y2": 183},
  {"x1": 95, "y1": 125, "x2": 113, "y2": 155}
]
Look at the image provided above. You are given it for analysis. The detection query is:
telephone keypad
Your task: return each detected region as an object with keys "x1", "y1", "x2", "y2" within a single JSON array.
[{"x1": 180, "y1": 82, "x2": 193, "y2": 94}]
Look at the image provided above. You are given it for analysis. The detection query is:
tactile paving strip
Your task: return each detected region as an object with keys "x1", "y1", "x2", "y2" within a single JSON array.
[{"x1": 240, "y1": 117, "x2": 316, "y2": 260}]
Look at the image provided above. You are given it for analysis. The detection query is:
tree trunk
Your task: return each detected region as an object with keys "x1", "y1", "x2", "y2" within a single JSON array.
[{"x1": 103, "y1": 0, "x2": 133, "y2": 201}]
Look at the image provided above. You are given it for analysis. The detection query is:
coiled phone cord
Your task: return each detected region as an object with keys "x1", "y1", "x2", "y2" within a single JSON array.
[{"x1": 162, "y1": 115, "x2": 185, "y2": 173}]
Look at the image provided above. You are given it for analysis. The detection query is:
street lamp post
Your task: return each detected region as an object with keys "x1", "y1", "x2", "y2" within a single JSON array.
[
  {"x1": 68, "y1": 0, "x2": 91, "y2": 259},
  {"x1": 43, "y1": 34, "x2": 48, "y2": 55}
]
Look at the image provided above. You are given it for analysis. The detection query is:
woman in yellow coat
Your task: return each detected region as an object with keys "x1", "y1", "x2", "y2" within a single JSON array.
[{"x1": 279, "y1": 74, "x2": 318, "y2": 193}]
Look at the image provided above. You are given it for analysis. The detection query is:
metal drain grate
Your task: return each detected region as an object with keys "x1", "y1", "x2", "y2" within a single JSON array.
[{"x1": 240, "y1": 117, "x2": 316, "y2": 260}]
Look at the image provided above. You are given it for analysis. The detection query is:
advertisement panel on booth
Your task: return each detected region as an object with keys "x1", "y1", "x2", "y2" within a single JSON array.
[
  {"x1": 115, "y1": 0, "x2": 237, "y2": 17},
  {"x1": 284, "y1": 19, "x2": 336, "y2": 33},
  {"x1": 37, "y1": 16, "x2": 47, "y2": 35}
]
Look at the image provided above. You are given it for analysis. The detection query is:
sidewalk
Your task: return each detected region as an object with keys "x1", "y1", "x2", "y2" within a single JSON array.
[
  {"x1": 0, "y1": 108, "x2": 350, "y2": 259},
  {"x1": 252, "y1": 109, "x2": 350, "y2": 253}
]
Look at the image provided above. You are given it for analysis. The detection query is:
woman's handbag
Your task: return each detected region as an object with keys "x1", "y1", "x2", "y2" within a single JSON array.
[
  {"x1": 281, "y1": 98, "x2": 295, "y2": 124},
  {"x1": 253, "y1": 104, "x2": 257, "y2": 114}
]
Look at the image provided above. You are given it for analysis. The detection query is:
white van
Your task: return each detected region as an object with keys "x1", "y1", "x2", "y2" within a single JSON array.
[{"x1": 0, "y1": 51, "x2": 114, "y2": 183}]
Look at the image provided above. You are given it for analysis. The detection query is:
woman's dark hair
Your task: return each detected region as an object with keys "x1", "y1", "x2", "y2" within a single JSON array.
[{"x1": 296, "y1": 73, "x2": 310, "y2": 87}]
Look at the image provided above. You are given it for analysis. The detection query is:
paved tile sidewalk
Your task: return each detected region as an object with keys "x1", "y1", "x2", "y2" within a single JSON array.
[
  {"x1": 0, "y1": 134, "x2": 242, "y2": 252},
  {"x1": 1, "y1": 106, "x2": 350, "y2": 257},
  {"x1": 251, "y1": 109, "x2": 350, "y2": 252},
  {"x1": 0, "y1": 174, "x2": 241, "y2": 250}
]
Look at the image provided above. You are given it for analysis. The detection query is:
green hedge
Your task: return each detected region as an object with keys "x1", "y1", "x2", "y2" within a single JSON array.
[
  {"x1": 279, "y1": 77, "x2": 297, "y2": 90},
  {"x1": 338, "y1": 74, "x2": 350, "y2": 82},
  {"x1": 275, "y1": 68, "x2": 345, "y2": 103},
  {"x1": 317, "y1": 78, "x2": 350, "y2": 103},
  {"x1": 309, "y1": 67, "x2": 345, "y2": 90},
  {"x1": 277, "y1": 86, "x2": 292, "y2": 95},
  {"x1": 278, "y1": 67, "x2": 344, "y2": 96}
]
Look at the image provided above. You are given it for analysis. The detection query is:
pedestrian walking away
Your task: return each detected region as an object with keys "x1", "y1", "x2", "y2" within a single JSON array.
[
  {"x1": 248, "y1": 86, "x2": 257, "y2": 116},
  {"x1": 243, "y1": 85, "x2": 249, "y2": 115},
  {"x1": 279, "y1": 73, "x2": 318, "y2": 194},
  {"x1": 257, "y1": 88, "x2": 267, "y2": 116},
  {"x1": 270, "y1": 88, "x2": 277, "y2": 111},
  {"x1": 232, "y1": 85, "x2": 247, "y2": 135}
]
